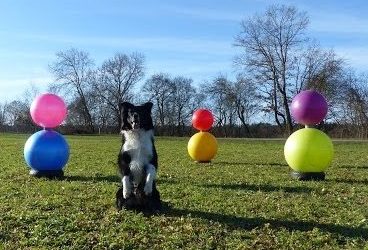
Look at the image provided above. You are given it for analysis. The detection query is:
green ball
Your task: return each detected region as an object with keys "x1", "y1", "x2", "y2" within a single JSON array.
[{"x1": 284, "y1": 128, "x2": 333, "y2": 172}]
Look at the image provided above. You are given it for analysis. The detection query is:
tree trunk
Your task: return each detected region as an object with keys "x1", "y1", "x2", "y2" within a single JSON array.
[{"x1": 282, "y1": 91, "x2": 293, "y2": 134}]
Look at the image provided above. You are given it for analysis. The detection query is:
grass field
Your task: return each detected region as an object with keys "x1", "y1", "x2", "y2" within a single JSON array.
[{"x1": 0, "y1": 133, "x2": 367, "y2": 249}]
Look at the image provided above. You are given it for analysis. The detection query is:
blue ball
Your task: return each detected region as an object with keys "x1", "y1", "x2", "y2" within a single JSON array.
[{"x1": 24, "y1": 130, "x2": 70, "y2": 171}]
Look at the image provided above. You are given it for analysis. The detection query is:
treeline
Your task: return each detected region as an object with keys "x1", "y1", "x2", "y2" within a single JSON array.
[{"x1": 2, "y1": 5, "x2": 368, "y2": 138}]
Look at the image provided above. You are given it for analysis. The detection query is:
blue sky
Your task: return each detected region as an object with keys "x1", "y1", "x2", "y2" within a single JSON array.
[{"x1": 1, "y1": 0, "x2": 368, "y2": 102}]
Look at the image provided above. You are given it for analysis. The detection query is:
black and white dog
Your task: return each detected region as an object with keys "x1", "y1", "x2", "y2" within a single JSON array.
[{"x1": 116, "y1": 101, "x2": 162, "y2": 212}]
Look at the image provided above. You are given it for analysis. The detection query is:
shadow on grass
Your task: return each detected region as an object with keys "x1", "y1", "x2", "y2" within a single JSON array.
[
  {"x1": 327, "y1": 178, "x2": 368, "y2": 185},
  {"x1": 164, "y1": 207, "x2": 368, "y2": 240},
  {"x1": 199, "y1": 183, "x2": 313, "y2": 193},
  {"x1": 64, "y1": 175, "x2": 120, "y2": 183},
  {"x1": 156, "y1": 178, "x2": 179, "y2": 185},
  {"x1": 63, "y1": 175, "x2": 180, "y2": 185},
  {"x1": 213, "y1": 161, "x2": 288, "y2": 167},
  {"x1": 337, "y1": 165, "x2": 368, "y2": 169}
]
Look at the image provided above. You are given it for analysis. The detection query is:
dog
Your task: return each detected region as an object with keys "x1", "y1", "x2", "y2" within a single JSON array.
[{"x1": 116, "y1": 101, "x2": 162, "y2": 213}]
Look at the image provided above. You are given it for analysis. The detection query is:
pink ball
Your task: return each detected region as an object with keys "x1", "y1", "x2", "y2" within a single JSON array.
[
  {"x1": 30, "y1": 93, "x2": 67, "y2": 128},
  {"x1": 290, "y1": 90, "x2": 328, "y2": 125}
]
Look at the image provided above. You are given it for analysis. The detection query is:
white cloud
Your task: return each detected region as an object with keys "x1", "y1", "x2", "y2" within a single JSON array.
[
  {"x1": 0, "y1": 75, "x2": 52, "y2": 102},
  {"x1": 2, "y1": 32, "x2": 235, "y2": 57},
  {"x1": 334, "y1": 46, "x2": 368, "y2": 70},
  {"x1": 146, "y1": 58, "x2": 233, "y2": 80},
  {"x1": 0, "y1": 51, "x2": 53, "y2": 61},
  {"x1": 162, "y1": 5, "x2": 245, "y2": 22},
  {"x1": 310, "y1": 11, "x2": 368, "y2": 34}
]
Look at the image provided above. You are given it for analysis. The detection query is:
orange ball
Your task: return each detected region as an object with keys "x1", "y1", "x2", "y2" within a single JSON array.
[{"x1": 188, "y1": 131, "x2": 218, "y2": 162}]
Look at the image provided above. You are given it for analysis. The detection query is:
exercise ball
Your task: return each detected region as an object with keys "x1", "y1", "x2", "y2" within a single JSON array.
[
  {"x1": 188, "y1": 131, "x2": 218, "y2": 162},
  {"x1": 24, "y1": 130, "x2": 70, "y2": 172},
  {"x1": 30, "y1": 93, "x2": 67, "y2": 128},
  {"x1": 291, "y1": 90, "x2": 328, "y2": 125},
  {"x1": 284, "y1": 128, "x2": 333, "y2": 173},
  {"x1": 192, "y1": 109, "x2": 214, "y2": 131}
]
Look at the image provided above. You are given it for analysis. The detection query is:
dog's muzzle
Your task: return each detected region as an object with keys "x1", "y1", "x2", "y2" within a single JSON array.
[
  {"x1": 132, "y1": 122, "x2": 140, "y2": 129},
  {"x1": 132, "y1": 182, "x2": 139, "y2": 195},
  {"x1": 131, "y1": 113, "x2": 140, "y2": 129}
]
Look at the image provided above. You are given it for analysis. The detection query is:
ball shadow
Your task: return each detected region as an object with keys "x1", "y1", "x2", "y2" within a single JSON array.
[
  {"x1": 162, "y1": 207, "x2": 368, "y2": 240},
  {"x1": 337, "y1": 165, "x2": 368, "y2": 169},
  {"x1": 212, "y1": 161, "x2": 289, "y2": 167},
  {"x1": 326, "y1": 178, "x2": 368, "y2": 185},
  {"x1": 199, "y1": 183, "x2": 313, "y2": 193}
]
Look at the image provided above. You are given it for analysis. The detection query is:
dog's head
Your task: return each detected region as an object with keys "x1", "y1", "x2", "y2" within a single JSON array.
[{"x1": 120, "y1": 102, "x2": 154, "y2": 131}]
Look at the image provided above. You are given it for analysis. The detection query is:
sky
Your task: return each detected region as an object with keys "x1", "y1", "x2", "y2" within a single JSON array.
[{"x1": 0, "y1": 0, "x2": 368, "y2": 102}]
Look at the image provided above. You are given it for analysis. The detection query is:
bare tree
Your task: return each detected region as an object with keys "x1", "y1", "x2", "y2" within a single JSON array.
[
  {"x1": 91, "y1": 94, "x2": 115, "y2": 133},
  {"x1": 1, "y1": 84, "x2": 41, "y2": 128},
  {"x1": 294, "y1": 45, "x2": 345, "y2": 97},
  {"x1": 49, "y1": 48, "x2": 95, "y2": 132},
  {"x1": 22, "y1": 83, "x2": 41, "y2": 107},
  {"x1": 232, "y1": 75, "x2": 258, "y2": 135},
  {"x1": 142, "y1": 73, "x2": 174, "y2": 126},
  {"x1": 93, "y1": 52, "x2": 145, "y2": 129},
  {"x1": 337, "y1": 73, "x2": 368, "y2": 138},
  {"x1": 202, "y1": 75, "x2": 237, "y2": 136},
  {"x1": 0, "y1": 102, "x2": 7, "y2": 125},
  {"x1": 235, "y1": 5, "x2": 309, "y2": 134},
  {"x1": 202, "y1": 74, "x2": 258, "y2": 137},
  {"x1": 5, "y1": 100, "x2": 31, "y2": 127},
  {"x1": 170, "y1": 76, "x2": 196, "y2": 133},
  {"x1": 65, "y1": 97, "x2": 88, "y2": 127}
]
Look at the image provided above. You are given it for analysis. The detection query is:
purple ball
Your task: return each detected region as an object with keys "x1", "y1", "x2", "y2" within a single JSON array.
[{"x1": 291, "y1": 90, "x2": 328, "y2": 125}]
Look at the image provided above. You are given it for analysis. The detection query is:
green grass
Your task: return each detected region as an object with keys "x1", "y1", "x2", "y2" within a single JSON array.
[{"x1": 0, "y1": 134, "x2": 367, "y2": 249}]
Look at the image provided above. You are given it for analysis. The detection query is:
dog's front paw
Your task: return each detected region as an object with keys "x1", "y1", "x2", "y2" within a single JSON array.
[
  {"x1": 116, "y1": 188, "x2": 136, "y2": 211},
  {"x1": 123, "y1": 188, "x2": 132, "y2": 199},
  {"x1": 144, "y1": 183, "x2": 153, "y2": 196},
  {"x1": 122, "y1": 176, "x2": 132, "y2": 198}
]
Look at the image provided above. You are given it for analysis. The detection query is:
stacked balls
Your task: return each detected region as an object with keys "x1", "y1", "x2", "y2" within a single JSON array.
[
  {"x1": 187, "y1": 109, "x2": 218, "y2": 163},
  {"x1": 24, "y1": 93, "x2": 70, "y2": 178},
  {"x1": 284, "y1": 90, "x2": 333, "y2": 180}
]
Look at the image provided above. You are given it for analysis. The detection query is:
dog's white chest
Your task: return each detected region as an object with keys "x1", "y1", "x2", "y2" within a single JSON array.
[{"x1": 122, "y1": 129, "x2": 154, "y2": 185}]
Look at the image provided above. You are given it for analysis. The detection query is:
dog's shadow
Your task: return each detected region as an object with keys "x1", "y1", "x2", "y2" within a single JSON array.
[{"x1": 160, "y1": 204, "x2": 368, "y2": 240}]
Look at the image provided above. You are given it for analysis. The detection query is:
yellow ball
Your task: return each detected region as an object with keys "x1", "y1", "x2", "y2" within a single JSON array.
[
  {"x1": 284, "y1": 128, "x2": 333, "y2": 172},
  {"x1": 188, "y1": 131, "x2": 218, "y2": 162}
]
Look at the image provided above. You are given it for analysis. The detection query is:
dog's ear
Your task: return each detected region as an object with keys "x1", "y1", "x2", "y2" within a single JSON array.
[
  {"x1": 143, "y1": 102, "x2": 153, "y2": 112},
  {"x1": 119, "y1": 102, "x2": 133, "y2": 112}
]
